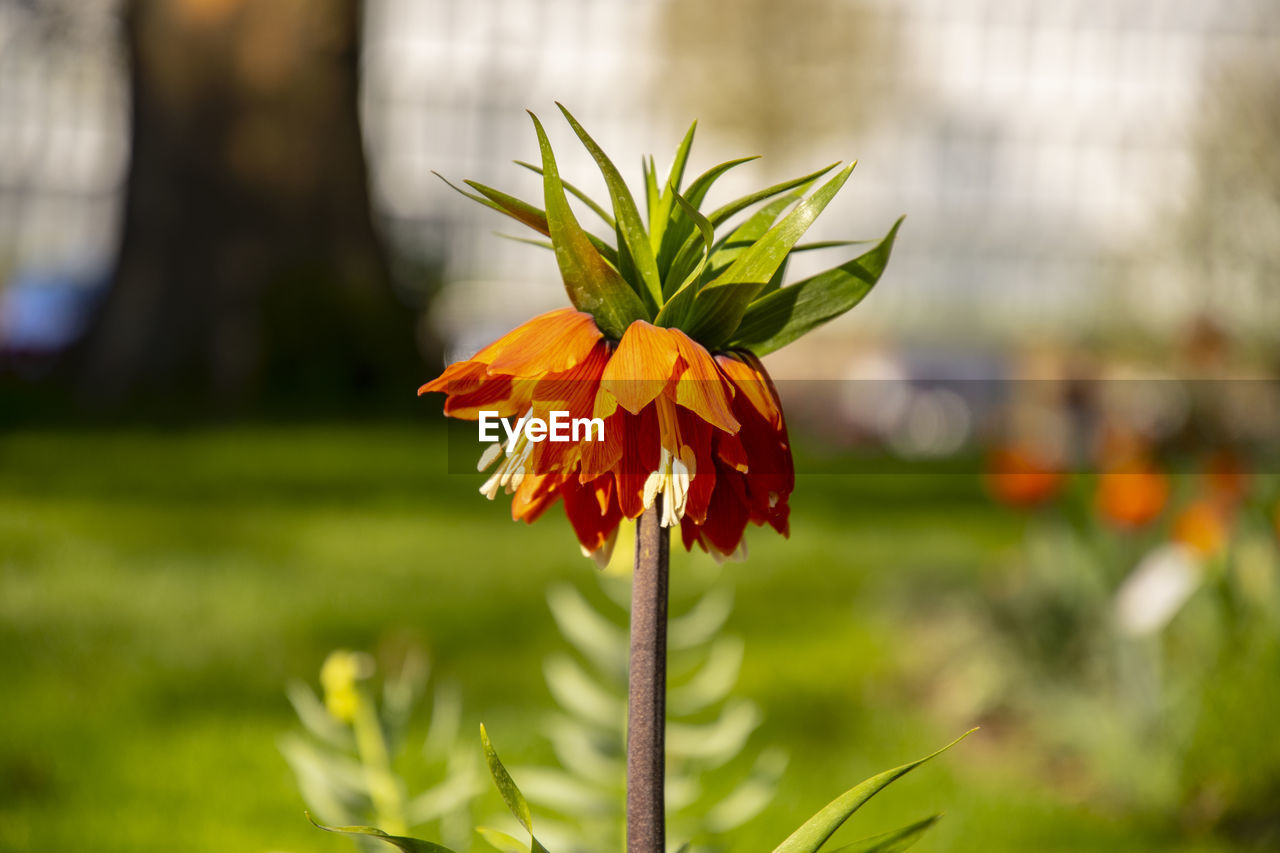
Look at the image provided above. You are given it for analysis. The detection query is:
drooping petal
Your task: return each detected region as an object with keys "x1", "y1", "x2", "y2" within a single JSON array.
[
  {"x1": 676, "y1": 407, "x2": 717, "y2": 525},
  {"x1": 418, "y1": 359, "x2": 488, "y2": 397},
  {"x1": 478, "y1": 308, "x2": 603, "y2": 377},
  {"x1": 444, "y1": 374, "x2": 523, "y2": 418},
  {"x1": 715, "y1": 351, "x2": 784, "y2": 429},
  {"x1": 530, "y1": 340, "x2": 612, "y2": 474},
  {"x1": 579, "y1": 410, "x2": 626, "y2": 483},
  {"x1": 562, "y1": 474, "x2": 623, "y2": 556},
  {"x1": 684, "y1": 458, "x2": 751, "y2": 557},
  {"x1": 511, "y1": 472, "x2": 563, "y2": 523},
  {"x1": 600, "y1": 320, "x2": 680, "y2": 415},
  {"x1": 613, "y1": 405, "x2": 661, "y2": 519},
  {"x1": 667, "y1": 330, "x2": 740, "y2": 434}
]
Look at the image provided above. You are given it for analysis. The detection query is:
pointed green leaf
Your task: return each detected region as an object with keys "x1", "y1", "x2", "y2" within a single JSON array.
[
  {"x1": 306, "y1": 813, "x2": 458, "y2": 853},
  {"x1": 667, "y1": 191, "x2": 714, "y2": 289},
  {"x1": 650, "y1": 121, "x2": 697, "y2": 254},
  {"x1": 531, "y1": 112, "x2": 648, "y2": 337},
  {"x1": 708, "y1": 189, "x2": 805, "y2": 272},
  {"x1": 496, "y1": 233, "x2": 554, "y2": 250},
  {"x1": 644, "y1": 155, "x2": 661, "y2": 227},
  {"x1": 657, "y1": 156, "x2": 759, "y2": 276},
  {"x1": 557, "y1": 103, "x2": 662, "y2": 309},
  {"x1": 477, "y1": 827, "x2": 529, "y2": 853},
  {"x1": 681, "y1": 163, "x2": 856, "y2": 346},
  {"x1": 513, "y1": 161, "x2": 615, "y2": 229},
  {"x1": 791, "y1": 240, "x2": 868, "y2": 253},
  {"x1": 758, "y1": 255, "x2": 789, "y2": 299},
  {"x1": 682, "y1": 156, "x2": 760, "y2": 210},
  {"x1": 463, "y1": 180, "x2": 553, "y2": 235},
  {"x1": 480, "y1": 724, "x2": 533, "y2": 834},
  {"x1": 730, "y1": 216, "x2": 903, "y2": 356},
  {"x1": 437, "y1": 173, "x2": 618, "y2": 267},
  {"x1": 826, "y1": 816, "x2": 940, "y2": 853},
  {"x1": 706, "y1": 162, "x2": 839, "y2": 228},
  {"x1": 665, "y1": 121, "x2": 697, "y2": 197},
  {"x1": 712, "y1": 162, "x2": 855, "y2": 288},
  {"x1": 769, "y1": 730, "x2": 974, "y2": 853},
  {"x1": 681, "y1": 282, "x2": 767, "y2": 346}
]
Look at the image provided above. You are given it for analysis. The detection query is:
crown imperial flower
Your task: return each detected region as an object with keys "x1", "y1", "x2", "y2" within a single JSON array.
[{"x1": 422, "y1": 106, "x2": 900, "y2": 564}]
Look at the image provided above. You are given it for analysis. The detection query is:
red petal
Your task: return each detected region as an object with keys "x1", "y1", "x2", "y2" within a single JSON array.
[
  {"x1": 613, "y1": 406, "x2": 660, "y2": 519},
  {"x1": 677, "y1": 407, "x2": 717, "y2": 525},
  {"x1": 562, "y1": 475, "x2": 623, "y2": 552}
]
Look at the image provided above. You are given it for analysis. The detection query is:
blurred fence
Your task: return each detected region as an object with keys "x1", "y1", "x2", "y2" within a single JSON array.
[{"x1": 2, "y1": 0, "x2": 1278, "y2": 365}]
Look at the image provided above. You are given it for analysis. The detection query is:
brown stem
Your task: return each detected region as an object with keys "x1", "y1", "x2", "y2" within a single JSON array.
[{"x1": 627, "y1": 498, "x2": 669, "y2": 853}]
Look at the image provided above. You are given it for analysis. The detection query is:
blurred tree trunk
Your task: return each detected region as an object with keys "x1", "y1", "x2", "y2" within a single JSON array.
[{"x1": 75, "y1": 0, "x2": 428, "y2": 410}]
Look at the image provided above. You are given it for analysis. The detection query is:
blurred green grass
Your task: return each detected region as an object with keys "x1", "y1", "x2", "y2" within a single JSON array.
[{"x1": 0, "y1": 426, "x2": 1245, "y2": 852}]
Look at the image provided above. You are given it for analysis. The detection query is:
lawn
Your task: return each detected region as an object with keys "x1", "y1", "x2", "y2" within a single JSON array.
[{"x1": 0, "y1": 425, "x2": 1250, "y2": 852}]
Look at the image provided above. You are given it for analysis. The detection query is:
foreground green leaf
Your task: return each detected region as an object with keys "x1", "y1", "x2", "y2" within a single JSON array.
[
  {"x1": 827, "y1": 815, "x2": 940, "y2": 853},
  {"x1": 530, "y1": 112, "x2": 648, "y2": 337},
  {"x1": 730, "y1": 216, "x2": 903, "y2": 356},
  {"x1": 307, "y1": 813, "x2": 457, "y2": 853},
  {"x1": 480, "y1": 724, "x2": 533, "y2": 833},
  {"x1": 770, "y1": 730, "x2": 974, "y2": 853},
  {"x1": 477, "y1": 827, "x2": 529, "y2": 853}
]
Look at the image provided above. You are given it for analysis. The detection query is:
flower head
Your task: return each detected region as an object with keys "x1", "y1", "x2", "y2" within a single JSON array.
[{"x1": 423, "y1": 107, "x2": 899, "y2": 563}]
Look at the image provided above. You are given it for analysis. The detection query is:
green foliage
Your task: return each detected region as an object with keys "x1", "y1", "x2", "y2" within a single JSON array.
[
  {"x1": 771, "y1": 733, "x2": 971, "y2": 853},
  {"x1": 530, "y1": 112, "x2": 650, "y2": 338},
  {"x1": 282, "y1": 649, "x2": 481, "y2": 852},
  {"x1": 507, "y1": 570, "x2": 787, "y2": 853},
  {"x1": 730, "y1": 217, "x2": 903, "y2": 356},
  {"x1": 942, "y1": 470, "x2": 1280, "y2": 837},
  {"x1": 437, "y1": 110, "x2": 897, "y2": 351},
  {"x1": 11, "y1": 427, "x2": 1224, "y2": 852},
  {"x1": 308, "y1": 813, "x2": 460, "y2": 853}
]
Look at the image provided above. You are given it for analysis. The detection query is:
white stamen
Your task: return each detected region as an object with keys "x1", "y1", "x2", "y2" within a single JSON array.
[
  {"x1": 477, "y1": 413, "x2": 535, "y2": 500},
  {"x1": 477, "y1": 441, "x2": 503, "y2": 471},
  {"x1": 643, "y1": 445, "x2": 695, "y2": 528}
]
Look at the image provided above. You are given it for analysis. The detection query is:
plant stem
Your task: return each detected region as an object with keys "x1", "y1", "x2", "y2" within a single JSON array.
[{"x1": 628, "y1": 499, "x2": 669, "y2": 853}]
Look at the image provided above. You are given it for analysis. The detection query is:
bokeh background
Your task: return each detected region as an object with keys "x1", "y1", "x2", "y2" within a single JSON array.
[{"x1": 2, "y1": 1, "x2": 1280, "y2": 851}]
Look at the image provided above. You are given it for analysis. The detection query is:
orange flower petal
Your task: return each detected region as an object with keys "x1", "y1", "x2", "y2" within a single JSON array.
[
  {"x1": 715, "y1": 352, "x2": 782, "y2": 429},
  {"x1": 479, "y1": 308, "x2": 603, "y2": 377},
  {"x1": 667, "y1": 330, "x2": 739, "y2": 434},
  {"x1": 419, "y1": 360, "x2": 487, "y2": 396},
  {"x1": 600, "y1": 321, "x2": 680, "y2": 415}
]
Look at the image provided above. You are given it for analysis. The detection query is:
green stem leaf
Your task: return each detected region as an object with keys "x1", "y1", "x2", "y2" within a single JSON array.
[
  {"x1": 770, "y1": 730, "x2": 974, "y2": 853},
  {"x1": 306, "y1": 813, "x2": 458, "y2": 853}
]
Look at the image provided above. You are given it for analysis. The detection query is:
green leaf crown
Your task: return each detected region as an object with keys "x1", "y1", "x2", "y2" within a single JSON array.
[{"x1": 437, "y1": 104, "x2": 902, "y2": 353}]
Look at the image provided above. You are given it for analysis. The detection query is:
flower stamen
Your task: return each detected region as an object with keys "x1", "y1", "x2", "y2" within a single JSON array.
[{"x1": 478, "y1": 411, "x2": 535, "y2": 499}]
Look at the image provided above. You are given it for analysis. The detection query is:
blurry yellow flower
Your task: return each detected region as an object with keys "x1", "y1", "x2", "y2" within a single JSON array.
[{"x1": 320, "y1": 650, "x2": 374, "y2": 724}]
